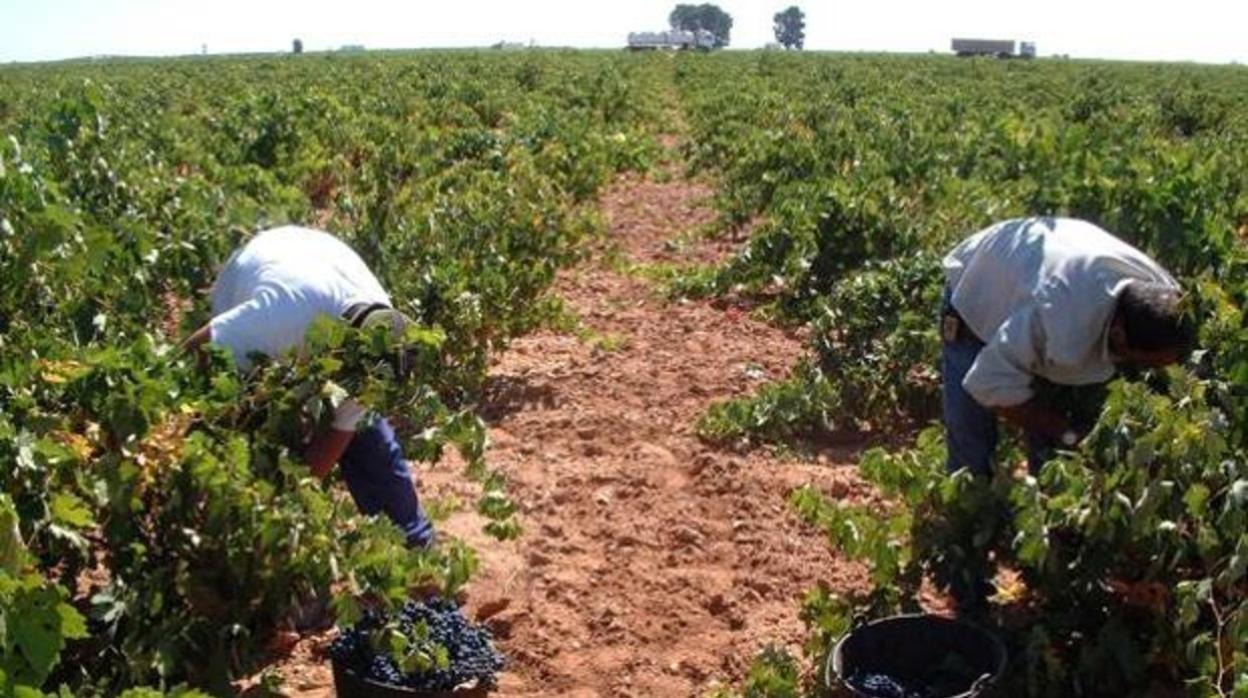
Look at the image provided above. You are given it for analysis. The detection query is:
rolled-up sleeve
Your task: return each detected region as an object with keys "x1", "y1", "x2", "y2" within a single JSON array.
[
  {"x1": 331, "y1": 399, "x2": 369, "y2": 432},
  {"x1": 962, "y1": 306, "x2": 1045, "y2": 408}
]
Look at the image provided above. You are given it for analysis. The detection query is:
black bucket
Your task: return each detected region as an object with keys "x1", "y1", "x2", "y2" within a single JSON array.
[
  {"x1": 825, "y1": 614, "x2": 1006, "y2": 698},
  {"x1": 331, "y1": 658, "x2": 490, "y2": 698}
]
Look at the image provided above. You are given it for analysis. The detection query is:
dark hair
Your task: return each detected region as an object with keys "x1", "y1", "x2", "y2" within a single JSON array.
[{"x1": 1116, "y1": 281, "x2": 1193, "y2": 354}]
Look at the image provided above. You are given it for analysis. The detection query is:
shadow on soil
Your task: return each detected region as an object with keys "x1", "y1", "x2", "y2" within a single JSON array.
[{"x1": 477, "y1": 374, "x2": 559, "y2": 424}]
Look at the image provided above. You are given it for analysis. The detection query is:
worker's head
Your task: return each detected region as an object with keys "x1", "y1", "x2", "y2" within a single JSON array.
[
  {"x1": 358, "y1": 307, "x2": 419, "y2": 380},
  {"x1": 1108, "y1": 281, "x2": 1193, "y2": 369}
]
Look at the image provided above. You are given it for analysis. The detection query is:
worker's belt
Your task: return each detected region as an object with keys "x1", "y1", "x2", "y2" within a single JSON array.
[
  {"x1": 342, "y1": 301, "x2": 391, "y2": 329},
  {"x1": 941, "y1": 308, "x2": 983, "y2": 345}
]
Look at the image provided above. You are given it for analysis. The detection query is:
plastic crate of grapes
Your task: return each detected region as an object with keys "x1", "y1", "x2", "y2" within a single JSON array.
[
  {"x1": 332, "y1": 659, "x2": 489, "y2": 698},
  {"x1": 824, "y1": 614, "x2": 1006, "y2": 698}
]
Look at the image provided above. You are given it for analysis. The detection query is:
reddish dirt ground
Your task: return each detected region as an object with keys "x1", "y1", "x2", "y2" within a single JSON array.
[{"x1": 262, "y1": 159, "x2": 878, "y2": 697}]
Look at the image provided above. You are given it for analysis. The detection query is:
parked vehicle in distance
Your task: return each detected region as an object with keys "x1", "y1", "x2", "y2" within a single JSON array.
[
  {"x1": 952, "y1": 38, "x2": 1036, "y2": 59},
  {"x1": 627, "y1": 29, "x2": 716, "y2": 51}
]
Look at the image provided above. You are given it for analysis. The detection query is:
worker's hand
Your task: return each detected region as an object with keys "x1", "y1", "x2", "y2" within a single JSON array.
[
  {"x1": 180, "y1": 323, "x2": 212, "y2": 353},
  {"x1": 995, "y1": 399, "x2": 1072, "y2": 443},
  {"x1": 180, "y1": 323, "x2": 215, "y2": 371}
]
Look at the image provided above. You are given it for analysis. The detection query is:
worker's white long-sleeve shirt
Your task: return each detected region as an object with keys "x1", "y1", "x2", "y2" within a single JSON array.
[{"x1": 943, "y1": 217, "x2": 1177, "y2": 408}]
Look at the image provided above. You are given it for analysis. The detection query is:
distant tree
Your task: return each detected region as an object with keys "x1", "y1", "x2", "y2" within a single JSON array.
[
  {"x1": 669, "y1": 4, "x2": 733, "y2": 48},
  {"x1": 292, "y1": 38, "x2": 303, "y2": 54},
  {"x1": 669, "y1": 5, "x2": 701, "y2": 33},
  {"x1": 773, "y1": 6, "x2": 805, "y2": 50}
]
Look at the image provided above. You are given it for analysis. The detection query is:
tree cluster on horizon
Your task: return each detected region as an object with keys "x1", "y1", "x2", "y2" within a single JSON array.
[
  {"x1": 667, "y1": 4, "x2": 806, "y2": 51},
  {"x1": 773, "y1": 6, "x2": 805, "y2": 50}
]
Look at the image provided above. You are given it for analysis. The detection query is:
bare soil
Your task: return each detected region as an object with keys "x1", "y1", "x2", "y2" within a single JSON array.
[{"x1": 261, "y1": 160, "x2": 877, "y2": 697}]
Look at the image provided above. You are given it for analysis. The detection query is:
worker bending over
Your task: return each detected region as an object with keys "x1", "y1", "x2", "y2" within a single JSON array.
[
  {"x1": 941, "y1": 216, "x2": 1192, "y2": 475},
  {"x1": 184, "y1": 225, "x2": 435, "y2": 548}
]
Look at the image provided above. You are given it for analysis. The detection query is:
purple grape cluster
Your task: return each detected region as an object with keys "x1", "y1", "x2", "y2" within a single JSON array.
[{"x1": 330, "y1": 598, "x2": 505, "y2": 691}]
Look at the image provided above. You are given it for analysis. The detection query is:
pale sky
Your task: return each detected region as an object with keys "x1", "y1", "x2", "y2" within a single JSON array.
[{"x1": 1, "y1": 0, "x2": 1245, "y2": 64}]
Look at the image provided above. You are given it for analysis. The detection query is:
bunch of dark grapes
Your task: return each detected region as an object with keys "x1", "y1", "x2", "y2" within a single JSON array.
[{"x1": 330, "y1": 598, "x2": 505, "y2": 691}]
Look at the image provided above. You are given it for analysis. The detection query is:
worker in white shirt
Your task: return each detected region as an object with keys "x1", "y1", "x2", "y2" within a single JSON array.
[
  {"x1": 183, "y1": 226, "x2": 434, "y2": 547},
  {"x1": 940, "y1": 217, "x2": 1192, "y2": 612}
]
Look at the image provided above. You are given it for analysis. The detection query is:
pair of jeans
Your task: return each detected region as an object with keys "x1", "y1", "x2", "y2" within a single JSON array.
[
  {"x1": 338, "y1": 417, "x2": 435, "y2": 548},
  {"x1": 941, "y1": 290, "x2": 1056, "y2": 477}
]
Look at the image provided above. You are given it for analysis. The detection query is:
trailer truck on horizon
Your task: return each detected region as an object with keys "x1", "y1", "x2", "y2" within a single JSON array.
[{"x1": 952, "y1": 38, "x2": 1036, "y2": 58}]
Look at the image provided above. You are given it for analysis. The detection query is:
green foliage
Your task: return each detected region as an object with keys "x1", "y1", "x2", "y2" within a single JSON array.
[
  {"x1": 706, "y1": 645, "x2": 802, "y2": 698},
  {"x1": 680, "y1": 56, "x2": 1247, "y2": 290},
  {"x1": 697, "y1": 253, "x2": 942, "y2": 445},
  {"x1": 0, "y1": 496, "x2": 89, "y2": 696},
  {"x1": 740, "y1": 645, "x2": 802, "y2": 697},
  {"x1": 116, "y1": 689, "x2": 212, "y2": 698},
  {"x1": 697, "y1": 361, "x2": 836, "y2": 445},
  {"x1": 812, "y1": 252, "x2": 944, "y2": 427},
  {"x1": 682, "y1": 53, "x2": 1248, "y2": 439}
]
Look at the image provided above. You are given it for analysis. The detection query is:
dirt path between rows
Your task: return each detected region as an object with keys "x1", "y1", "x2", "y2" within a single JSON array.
[
  {"x1": 418, "y1": 164, "x2": 876, "y2": 696},
  {"x1": 266, "y1": 150, "x2": 876, "y2": 697}
]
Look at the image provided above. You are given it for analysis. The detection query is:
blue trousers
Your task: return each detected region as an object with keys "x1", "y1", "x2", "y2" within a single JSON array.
[
  {"x1": 339, "y1": 418, "x2": 435, "y2": 548},
  {"x1": 941, "y1": 291, "x2": 1055, "y2": 477}
]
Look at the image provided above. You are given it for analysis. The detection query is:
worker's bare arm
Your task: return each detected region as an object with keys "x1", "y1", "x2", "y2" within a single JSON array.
[
  {"x1": 305, "y1": 426, "x2": 355, "y2": 480},
  {"x1": 179, "y1": 323, "x2": 217, "y2": 371},
  {"x1": 181, "y1": 323, "x2": 212, "y2": 353}
]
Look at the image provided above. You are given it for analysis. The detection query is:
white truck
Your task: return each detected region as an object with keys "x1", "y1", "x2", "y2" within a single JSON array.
[
  {"x1": 952, "y1": 38, "x2": 1036, "y2": 59},
  {"x1": 627, "y1": 30, "x2": 716, "y2": 52}
]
